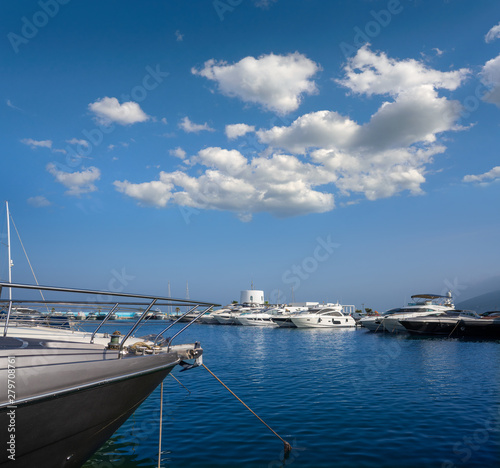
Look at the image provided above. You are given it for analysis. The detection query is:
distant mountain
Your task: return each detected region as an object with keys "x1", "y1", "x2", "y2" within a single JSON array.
[
  {"x1": 456, "y1": 275, "x2": 500, "y2": 302},
  {"x1": 456, "y1": 290, "x2": 500, "y2": 313}
]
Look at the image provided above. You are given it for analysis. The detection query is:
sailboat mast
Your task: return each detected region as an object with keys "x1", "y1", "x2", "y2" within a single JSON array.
[{"x1": 6, "y1": 201, "x2": 12, "y2": 301}]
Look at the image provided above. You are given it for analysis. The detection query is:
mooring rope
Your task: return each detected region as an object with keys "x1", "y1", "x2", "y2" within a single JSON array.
[
  {"x1": 448, "y1": 319, "x2": 462, "y2": 338},
  {"x1": 169, "y1": 373, "x2": 191, "y2": 394},
  {"x1": 202, "y1": 363, "x2": 292, "y2": 457},
  {"x1": 158, "y1": 380, "x2": 164, "y2": 468}
]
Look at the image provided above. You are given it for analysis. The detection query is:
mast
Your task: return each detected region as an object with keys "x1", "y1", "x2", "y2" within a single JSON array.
[
  {"x1": 6, "y1": 201, "x2": 12, "y2": 301},
  {"x1": 3, "y1": 201, "x2": 13, "y2": 336},
  {"x1": 167, "y1": 280, "x2": 171, "y2": 319}
]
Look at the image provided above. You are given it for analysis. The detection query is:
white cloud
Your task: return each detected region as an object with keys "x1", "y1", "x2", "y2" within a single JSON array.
[
  {"x1": 463, "y1": 166, "x2": 500, "y2": 184},
  {"x1": 170, "y1": 147, "x2": 186, "y2": 160},
  {"x1": 114, "y1": 180, "x2": 173, "y2": 207},
  {"x1": 192, "y1": 52, "x2": 320, "y2": 114},
  {"x1": 175, "y1": 30, "x2": 184, "y2": 42},
  {"x1": 485, "y1": 22, "x2": 500, "y2": 43},
  {"x1": 115, "y1": 47, "x2": 470, "y2": 220},
  {"x1": 480, "y1": 54, "x2": 500, "y2": 107},
  {"x1": 179, "y1": 116, "x2": 215, "y2": 133},
  {"x1": 337, "y1": 45, "x2": 469, "y2": 97},
  {"x1": 46, "y1": 163, "x2": 101, "y2": 196},
  {"x1": 114, "y1": 148, "x2": 334, "y2": 220},
  {"x1": 225, "y1": 123, "x2": 256, "y2": 140},
  {"x1": 21, "y1": 138, "x2": 52, "y2": 149},
  {"x1": 27, "y1": 196, "x2": 51, "y2": 207},
  {"x1": 89, "y1": 97, "x2": 149, "y2": 125},
  {"x1": 7, "y1": 99, "x2": 23, "y2": 111},
  {"x1": 66, "y1": 138, "x2": 89, "y2": 148},
  {"x1": 161, "y1": 117, "x2": 168, "y2": 125}
]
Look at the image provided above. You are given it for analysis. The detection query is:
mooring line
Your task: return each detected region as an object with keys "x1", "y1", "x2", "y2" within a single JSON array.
[
  {"x1": 202, "y1": 363, "x2": 292, "y2": 457},
  {"x1": 448, "y1": 320, "x2": 461, "y2": 338},
  {"x1": 170, "y1": 373, "x2": 191, "y2": 394},
  {"x1": 158, "y1": 380, "x2": 164, "y2": 468}
]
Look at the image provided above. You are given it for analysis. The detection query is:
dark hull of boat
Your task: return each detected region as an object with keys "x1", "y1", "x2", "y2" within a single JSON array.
[
  {"x1": 0, "y1": 364, "x2": 174, "y2": 467},
  {"x1": 271, "y1": 317, "x2": 296, "y2": 328},
  {"x1": 400, "y1": 319, "x2": 500, "y2": 338}
]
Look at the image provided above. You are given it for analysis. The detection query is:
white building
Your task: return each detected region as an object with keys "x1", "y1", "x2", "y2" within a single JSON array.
[{"x1": 240, "y1": 289, "x2": 265, "y2": 305}]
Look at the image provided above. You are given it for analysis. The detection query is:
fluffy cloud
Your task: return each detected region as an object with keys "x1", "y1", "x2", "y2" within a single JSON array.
[
  {"x1": 114, "y1": 180, "x2": 173, "y2": 207},
  {"x1": 27, "y1": 196, "x2": 51, "y2": 207},
  {"x1": 337, "y1": 45, "x2": 469, "y2": 96},
  {"x1": 114, "y1": 147, "x2": 334, "y2": 220},
  {"x1": 115, "y1": 47, "x2": 469, "y2": 220},
  {"x1": 179, "y1": 116, "x2": 215, "y2": 133},
  {"x1": 170, "y1": 147, "x2": 186, "y2": 160},
  {"x1": 21, "y1": 138, "x2": 52, "y2": 149},
  {"x1": 463, "y1": 166, "x2": 500, "y2": 184},
  {"x1": 89, "y1": 97, "x2": 149, "y2": 125},
  {"x1": 225, "y1": 123, "x2": 256, "y2": 140},
  {"x1": 192, "y1": 52, "x2": 320, "y2": 114},
  {"x1": 485, "y1": 22, "x2": 500, "y2": 43},
  {"x1": 256, "y1": 46, "x2": 468, "y2": 201},
  {"x1": 46, "y1": 163, "x2": 101, "y2": 196},
  {"x1": 480, "y1": 54, "x2": 500, "y2": 107}
]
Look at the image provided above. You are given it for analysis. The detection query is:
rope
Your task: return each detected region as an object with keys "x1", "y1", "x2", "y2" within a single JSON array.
[
  {"x1": 158, "y1": 380, "x2": 163, "y2": 468},
  {"x1": 169, "y1": 373, "x2": 191, "y2": 394},
  {"x1": 448, "y1": 319, "x2": 462, "y2": 338},
  {"x1": 202, "y1": 364, "x2": 292, "y2": 457}
]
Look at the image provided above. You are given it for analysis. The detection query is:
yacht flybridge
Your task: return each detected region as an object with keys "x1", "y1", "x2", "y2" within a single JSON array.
[
  {"x1": 0, "y1": 281, "x2": 219, "y2": 468},
  {"x1": 378, "y1": 292, "x2": 456, "y2": 333}
]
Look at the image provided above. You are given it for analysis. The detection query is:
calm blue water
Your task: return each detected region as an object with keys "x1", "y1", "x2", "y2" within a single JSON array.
[{"x1": 83, "y1": 324, "x2": 500, "y2": 468}]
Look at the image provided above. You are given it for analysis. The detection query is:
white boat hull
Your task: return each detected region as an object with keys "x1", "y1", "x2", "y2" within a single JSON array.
[{"x1": 291, "y1": 316, "x2": 356, "y2": 328}]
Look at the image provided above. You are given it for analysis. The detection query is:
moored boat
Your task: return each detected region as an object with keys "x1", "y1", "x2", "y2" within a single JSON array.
[
  {"x1": 0, "y1": 281, "x2": 218, "y2": 467},
  {"x1": 400, "y1": 310, "x2": 500, "y2": 338},
  {"x1": 290, "y1": 303, "x2": 356, "y2": 328}
]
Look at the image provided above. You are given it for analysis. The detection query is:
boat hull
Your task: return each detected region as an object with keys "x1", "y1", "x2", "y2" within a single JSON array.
[
  {"x1": 0, "y1": 338, "x2": 185, "y2": 467},
  {"x1": 291, "y1": 316, "x2": 356, "y2": 328},
  {"x1": 400, "y1": 318, "x2": 500, "y2": 338},
  {"x1": 271, "y1": 317, "x2": 296, "y2": 328},
  {"x1": 0, "y1": 365, "x2": 174, "y2": 467}
]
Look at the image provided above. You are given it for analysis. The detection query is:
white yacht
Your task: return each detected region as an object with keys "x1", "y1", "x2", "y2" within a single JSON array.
[
  {"x1": 271, "y1": 307, "x2": 309, "y2": 328},
  {"x1": 199, "y1": 307, "x2": 230, "y2": 324},
  {"x1": 379, "y1": 293, "x2": 456, "y2": 333},
  {"x1": 359, "y1": 308, "x2": 403, "y2": 332},
  {"x1": 215, "y1": 304, "x2": 262, "y2": 325},
  {"x1": 291, "y1": 304, "x2": 356, "y2": 328},
  {"x1": 236, "y1": 308, "x2": 281, "y2": 327}
]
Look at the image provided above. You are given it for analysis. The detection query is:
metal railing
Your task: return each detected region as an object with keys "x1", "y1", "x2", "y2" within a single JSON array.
[{"x1": 0, "y1": 281, "x2": 220, "y2": 355}]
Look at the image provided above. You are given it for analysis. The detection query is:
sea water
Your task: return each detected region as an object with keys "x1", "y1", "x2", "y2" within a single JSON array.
[{"x1": 83, "y1": 324, "x2": 500, "y2": 468}]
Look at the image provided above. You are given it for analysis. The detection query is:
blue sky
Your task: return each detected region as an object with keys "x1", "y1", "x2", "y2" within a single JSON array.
[{"x1": 1, "y1": 0, "x2": 500, "y2": 310}]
